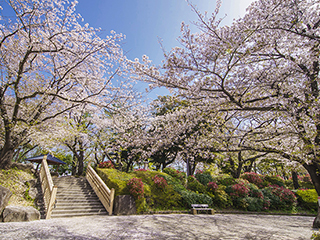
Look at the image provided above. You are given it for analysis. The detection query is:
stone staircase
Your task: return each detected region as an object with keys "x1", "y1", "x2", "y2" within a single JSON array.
[{"x1": 51, "y1": 176, "x2": 108, "y2": 218}]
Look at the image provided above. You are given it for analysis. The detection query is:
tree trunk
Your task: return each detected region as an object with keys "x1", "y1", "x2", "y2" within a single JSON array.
[
  {"x1": 291, "y1": 171, "x2": 300, "y2": 190},
  {"x1": 235, "y1": 151, "x2": 243, "y2": 178},
  {"x1": 77, "y1": 151, "x2": 84, "y2": 176},
  {"x1": 72, "y1": 155, "x2": 77, "y2": 176},
  {"x1": 303, "y1": 163, "x2": 320, "y2": 228},
  {"x1": 0, "y1": 145, "x2": 15, "y2": 169}
]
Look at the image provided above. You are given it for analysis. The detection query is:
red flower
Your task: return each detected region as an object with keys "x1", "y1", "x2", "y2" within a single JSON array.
[{"x1": 127, "y1": 178, "x2": 144, "y2": 199}]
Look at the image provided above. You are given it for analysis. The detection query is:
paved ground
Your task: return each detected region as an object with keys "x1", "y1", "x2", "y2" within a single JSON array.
[{"x1": 0, "y1": 214, "x2": 316, "y2": 240}]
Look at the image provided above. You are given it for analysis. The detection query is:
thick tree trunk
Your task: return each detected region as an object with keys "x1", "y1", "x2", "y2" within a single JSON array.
[
  {"x1": 77, "y1": 146, "x2": 84, "y2": 176},
  {"x1": 303, "y1": 163, "x2": 320, "y2": 228},
  {"x1": 72, "y1": 155, "x2": 77, "y2": 176},
  {"x1": 0, "y1": 145, "x2": 15, "y2": 169},
  {"x1": 292, "y1": 171, "x2": 300, "y2": 190}
]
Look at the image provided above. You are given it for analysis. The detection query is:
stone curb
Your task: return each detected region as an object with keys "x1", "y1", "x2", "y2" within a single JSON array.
[{"x1": 138, "y1": 209, "x2": 316, "y2": 217}]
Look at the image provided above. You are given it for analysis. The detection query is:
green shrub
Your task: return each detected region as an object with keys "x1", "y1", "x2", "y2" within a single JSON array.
[
  {"x1": 150, "y1": 185, "x2": 182, "y2": 210},
  {"x1": 311, "y1": 231, "x2": 320, "y2": 240},
  {"x1": 245, "y1": 197, "x2": 264, "y2": 212},
  {"x1": 195, "y1": 171, "x2": 214, "y2": 186},
  {"x1": 181, "y1": 190, "x2": 213, "y2": 207},
  {"x1": 96, "y1": 168, "x2": 132, "y2": 196},
  {"x1": 163, "y1": 167, "x2": 186, "y2": 184},
  {"x1": 212, "y1": 185, "x2": 232, "y2": 209},
  {"x1": 296, "y1": 189, "x2": 318, "y2": 212},
  {"x1": 299, "y1": 174, "x2": 314, "y2": 189},
  {"x1": 96, "y1": 168, "x2": 183, "y2": 212},
  {"x1": 214, "y1": 175, "x2": 236, "y2": 187},
  {"x1": 187, "y1": 176, "x2": 207, "y2": 194},
  {"x1": 248, "y1": 183, "x2": 264, "y2": 199},
  {"x1": 263, "y1": 175, "x2": 285, "y2": 187}
]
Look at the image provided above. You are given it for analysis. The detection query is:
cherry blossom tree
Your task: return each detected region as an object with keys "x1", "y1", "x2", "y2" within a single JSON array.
[
  {"x1": 131, "y1": 0, "x2": 320, "y2": 226},
  {"x1": 0, "y1": 0, "x2": 130, "y2": 168}
]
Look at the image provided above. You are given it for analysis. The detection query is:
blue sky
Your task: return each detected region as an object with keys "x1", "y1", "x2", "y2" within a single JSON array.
[
  {"x1": 1, "y1": 0, "x2": 256, "y2": 100},
  {"x1": 76, "y1": 0, "x2": 255, "y2": 65},
  {"x1": 76, "y1": 0, "x2": 256, "y2": 99}
]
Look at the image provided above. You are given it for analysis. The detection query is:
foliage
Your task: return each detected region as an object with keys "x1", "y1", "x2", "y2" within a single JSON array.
[
  {"x1": 99, "y1": 161, "x2": 115, "y2": 169},
  {"x1": 131, "y1": 0, "x2": 320, "y2": 209},
  {"x1": 152, "y1": 175, "x2": 168, "y2": 189},
  {"x1": 187, "y1": 176, "x2": 207, "y2": 194},
  {"x1": 214, "y1": 175, "x2": 236, "y2": 187},
  {"x1": 195, "y1": 170, "x2": 214, "y2": 186},
  {"x1": 262, "y1": 185, "x2": 297, "y2": 211},
  {"x1": 226, "y1": 181, "x2": 250, "y2": 199},
  {"x1": 244, "y1": 197, "x2": 264, "y2": 212},
  {"x1": 207, "y1": 181, "x2": 219, "y2": 193},
  {"x1": 96, "y1": 168, "x2": 182, "y2": 212},
  {"x1": 0, "y1": 0, "x2": 131, "y2": 169},
  {"x1": 127, "y1": 178, "x2": 144, "y2": 200},
  {"x1": 163, "y1": 167, "x2": 186, "y2": 184},
  {"x1": 50, "y1": 151, "x2": 73, "y2": 175},
  {"x1": 211, "y1": 185, "x2": 232, "y2": 209},
  {"x1": 180, "y1": 190, "x2": 212, "y2": 208},
  {"x1": 263, "y1": 175, "x2": 285, "y2": 188},
  {"x1": 0, "y1": 167, "x2": 35, "y2": 207},
  {"x1": 299, "y1": 175, "x2": 314, "y2": 189},
  {"x1": 296, "y1": 189, "x2": 318, "y2": 212},
  {"x1": 311, "y1": 231, "x2": 320, "y2": 240},
  {"x1": 241, "y1": 172, "x2": 264, "y2": 188}
]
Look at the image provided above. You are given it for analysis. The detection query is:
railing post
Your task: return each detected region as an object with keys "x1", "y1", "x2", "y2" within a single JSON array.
[
  {"x1": 46, "y1": 186, "x2": 57, "y2": 219},
  {"x1": 109, "y1": 188, "x2": 115, "y2": 215}
]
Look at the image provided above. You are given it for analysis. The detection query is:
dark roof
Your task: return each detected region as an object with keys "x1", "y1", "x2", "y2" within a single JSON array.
[{"x1": 25, "y1": 154, "x2": 66, "y2": 165}]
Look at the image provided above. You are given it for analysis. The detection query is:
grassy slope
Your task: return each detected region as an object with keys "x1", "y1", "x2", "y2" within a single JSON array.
[{"x1": 0, "y1": 168, "x2": 35, "y2": 207}]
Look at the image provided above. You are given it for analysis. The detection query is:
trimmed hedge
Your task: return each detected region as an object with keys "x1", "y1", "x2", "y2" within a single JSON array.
[
  {"x1": 96, "y1": 168, "x2": 182, "y2": 212},
  {"x1": 295, "y1": 189, "x2": 318, "y2": 212}
]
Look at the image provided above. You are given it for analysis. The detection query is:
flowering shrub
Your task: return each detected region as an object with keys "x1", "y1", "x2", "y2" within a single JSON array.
[
  {"x1": 241, "y1": 172, "x2": 264, "y2": 188},
  {"x1": 248, "y1": 183, "x2": 264, "y2": 199},
  {"x1": 207, "y1": 181, "x2": 218, "y2": 192},
  {"x1": 152, "y1": 175, "x2": 168, "y2": 189},
  {"x1": 127, "y1": 178, "x2": 144, "y2": 200},
  {"x1": 262, "y1": 185, "x2": 297, "y2": 210},
  {"x1": 299, "y1": 174, "x2": 312, "y2": 183},
  {"x1": 98, "y1": 161, "x2": 115, "y2": 169},
  {"x1": 298, "y1": 174, "x2": 314, "y2": 189},
  {"x1": 227, "y1": 182, "x2": 250, "y2": 199}
]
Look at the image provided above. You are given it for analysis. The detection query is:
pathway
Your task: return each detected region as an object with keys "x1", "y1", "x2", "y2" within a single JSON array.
[{"x1": 0, "y1": 214, "x2": 316, "y2": 239}]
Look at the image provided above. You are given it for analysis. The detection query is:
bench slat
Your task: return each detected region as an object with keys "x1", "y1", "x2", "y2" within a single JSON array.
[{"x1": 191, "y1": 204, "x2": 209, "y2": 208}]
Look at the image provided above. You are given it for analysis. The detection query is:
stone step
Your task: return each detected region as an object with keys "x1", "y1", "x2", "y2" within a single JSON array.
[
  {"x1": 53, "y1": 204, "x2": 104, "y2": 211},
  {"x1": 56, "y1": 196, "x2": 100, "y2": 201},
  {"x1": 55, "y1": 201, "x2": 104, "y2": 208},
  {"x1": 50, "y1": 176, "x2": 107, "y2": 218},
  {"x1": 51, "y1": 211, "x2": 108, "y2": 218},
  {"x1": 56, "y1": 191, "x2": 97, "y2": 197}
]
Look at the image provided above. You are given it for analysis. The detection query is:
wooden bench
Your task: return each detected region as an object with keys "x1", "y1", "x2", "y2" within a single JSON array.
[{"x1": 191, "y1": 204, "x2": 214, "y2": 215}]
